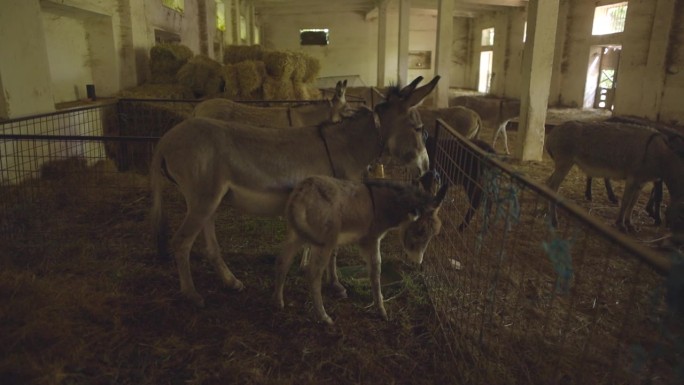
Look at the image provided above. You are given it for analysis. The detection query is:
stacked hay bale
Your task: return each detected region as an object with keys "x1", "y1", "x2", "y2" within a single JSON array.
[
  {"x1": 176, "y1": 55, "x2": 224, "y2": 98},
  {"x1": 223, "y1": 45, "x2": 321, "y2": 101},
  {"x1": 149, "y1": 43, "x2": 194, "y2": 84},
  {"x1": 121, "y1": 43, "x2": 321, "y2": 102}
]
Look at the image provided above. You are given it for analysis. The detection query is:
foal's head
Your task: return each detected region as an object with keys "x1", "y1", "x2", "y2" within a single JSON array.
[
  {"x1": 399, "y1": 180, "x2": 448, "y2": 264},
  {"x1": 374, "y1": 76, "x2": 440, "y2": 178}
]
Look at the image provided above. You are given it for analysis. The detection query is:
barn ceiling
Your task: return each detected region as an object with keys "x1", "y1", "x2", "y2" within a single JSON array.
[{"x1": 251, "y1": 0, "x2": 528, "y2": 18}]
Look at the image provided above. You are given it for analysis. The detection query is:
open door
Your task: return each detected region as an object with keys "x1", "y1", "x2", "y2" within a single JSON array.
[{"x1": 585, "y1": 46, "x2": 621, "y2": 110}]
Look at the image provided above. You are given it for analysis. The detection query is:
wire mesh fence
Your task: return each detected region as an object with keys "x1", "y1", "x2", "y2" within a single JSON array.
[{"x1": 424, "y1": 118, "x2": 683, "y2": 384}]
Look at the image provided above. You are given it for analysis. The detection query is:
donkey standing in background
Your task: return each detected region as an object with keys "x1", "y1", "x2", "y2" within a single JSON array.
[
  {"x1": 150, "y1": 76, "x2": 440, "y2": 307},
  {"x1": 450, "y1": 95, "x2": 520, "y2": 154},
  {"x1": 193, "y1": 79, "x2": 350, "y2": 127},
  {"x1": 274, "y1": 174, "x2": 448, "y2": 325},
  {"x1": 545, "y1": 120, "x2": 684, "y2": 233}
]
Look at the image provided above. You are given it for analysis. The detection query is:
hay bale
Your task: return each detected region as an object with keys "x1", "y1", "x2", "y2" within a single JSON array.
[
  {"x1": 116, "y1": 84, "x2": 195, "y2": 99},
  {"x1": 302, "y1": 55, "x2": 321, "y2": 83},
  {"x1": 149, "y1": 43, "x2": 194, "y2": 84},
  {"x1": 235, "y1": 60, "x2": 266, "y2": 96},
  {"x1": 224, "y1": 45, "x2": 265, "y2": 64},
  {"x1": 291, "y1": 52, "x2": 307, "y2": 82},
  {"x1": 264, "y1": 51, "x2": 295, "y2": 80},
  {"x1": 263, "y1": 76, "x2": 295, "y2": 100},
  {"x1": 293, "y1": 81, "x2": 321, "y2": 100},
  {"x1": 221, "y1": 64, "x2": 239, "y2": 99},
  {"x1": 176, "y1": 55, "x2": 224, "y2": 98}
]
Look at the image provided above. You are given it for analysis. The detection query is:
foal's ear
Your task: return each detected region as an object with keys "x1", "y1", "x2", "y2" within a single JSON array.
[
  {"x1": 433, "y1": 183, "x2": 449, "y2": 208},
  {"x1": 405, "y1": 76, "x2": 440, "y2": 108}
]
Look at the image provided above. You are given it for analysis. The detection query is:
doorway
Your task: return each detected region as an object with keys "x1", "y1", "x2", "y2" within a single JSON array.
[
  {"x1": 478, "y1": 51, "x2": 493, "y2": 93},
  {"x1": 584, "y1": 45, "x2": 621, "y2": 109}
]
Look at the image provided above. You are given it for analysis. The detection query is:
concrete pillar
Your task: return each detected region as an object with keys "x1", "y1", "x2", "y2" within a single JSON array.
[
  {"x1": 377, "y1": 1, "x2": 388, "y2": 87},
  {"x1": 0, "y1": 0, "x2": 54, "y2": 118},
  {"x1": 617, "y1": 0, "x2": 675, "y2": 120},
  {"x1": 233, "y1": 0, "x2": 241, "y2": 45},
  {"x1": 223, "y1": 0, "x2": 235, "y2": 47},
  {"x1": 434, "y1": 0, "x2": 453, "y2": 107},
  {"x1": 397, "y1": 0, "x2": 410, "y2": 86},
  {"x1": 515, "y1": 0, "x2": 559, "y2": 161},
  {"x1": 248, "y1": 5, "x2": 256, "y2": 45}
]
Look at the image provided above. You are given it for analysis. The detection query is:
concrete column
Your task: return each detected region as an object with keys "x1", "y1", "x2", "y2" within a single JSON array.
[
  {"x1": 515, "y1": 0, "x2": 559, "y2": 161},
  {"x1": 248, "y1": 5, "x2": 256, "y2": 45},
  {"x1": 377, "y1": 1, "x2": 388, "y2": 87},
  {"x1": 636, "y1": 0, "x2": 674, "y2": 120},
  {"x1": 397, "y1": 0, "x2": 410, "y2": 86},
  {"x1": 233, "y1": 0, "x2": 241, "y2": 45},
  {"x1": 434, "y1": 0, "x2": 453, "y2": 107},
  {"x1": 223, "y1": 0, "x2": 235, "y2": 47},
  {"x1": 0, "y1": 0, "x2": 54, "y2": 118}
]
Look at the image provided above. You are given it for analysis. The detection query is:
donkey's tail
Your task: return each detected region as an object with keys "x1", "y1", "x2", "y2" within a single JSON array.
[
  {"x1": 150, "y1": 148, "x2": 170, "y2": 260},
  {"x1": 472, "y1": 114, "x2": 483, "y2": 140}
]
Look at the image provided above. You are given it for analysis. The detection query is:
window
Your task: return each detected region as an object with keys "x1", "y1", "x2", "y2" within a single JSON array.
[
  {"x1": 162, "y1": 0, "x2": 184, "y2": 13},
  {"x1": 592, "y1": 2, "x2": 628, "y2": 36},
  {"x1": 481, "y1": 27, "x2": 494, "y2": 46},
  {"x1": 300, "y1": 29, "x2": 329, "y2": 46},
  {"x1": 216, "y1": 1, "x2": 225, "y2": 32}
]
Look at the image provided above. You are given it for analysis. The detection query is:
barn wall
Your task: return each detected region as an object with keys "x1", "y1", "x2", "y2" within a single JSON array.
[{"x1": 259, "y1": 11, "x2": 377, "y2": 86}]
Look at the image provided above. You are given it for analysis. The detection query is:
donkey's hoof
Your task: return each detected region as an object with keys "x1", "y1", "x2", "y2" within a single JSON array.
[
  {"x1": 319, "y1": 315, "x2": 334, "y2": 326},
  {"x1": 330, "y1": 283, "x2": 348, "y2": 299},
  {"x1": 184, "y1": 292, "x2": 205, "y2": 308},
  {"x1": 231, "y1": 279, "x2": 245, "y2": 291}
]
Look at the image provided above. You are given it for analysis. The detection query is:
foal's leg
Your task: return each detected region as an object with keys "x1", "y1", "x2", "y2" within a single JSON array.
[
  {"x1": 308, "y1": 244, "x2": 336, "y2": 325},
  {"x1": 546, "y1": 162, "x2": 573, "y2": 227},
  {"x1": 274, "y1": 231, "x2": 304, "y2": 309},
  {"x1": 204, "y1": 213, "x2": 244, "y2": 291},
  {"x1": 616, "y1": 179, "x2": 644, "y2": 232},
  {"x1": 362, "y1": 240, "x2": 388, "y2": 321},
  {"x1": 326, "y1": 248, "x2": 347, "y2": 299}
]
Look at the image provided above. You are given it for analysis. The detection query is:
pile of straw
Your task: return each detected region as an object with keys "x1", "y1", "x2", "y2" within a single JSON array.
[
  {"x1": 224, "y1": 44, "x2": 265, "y2": 64},
  {"x1": 149, "y1": 43, "x2": 193, "y2": 84},
  {"x1": 176, "y1": 55, "x2": 224, "y2": 98},
  {"x1": 116, "y1": 84, "x2": 195, "y2": 99}
]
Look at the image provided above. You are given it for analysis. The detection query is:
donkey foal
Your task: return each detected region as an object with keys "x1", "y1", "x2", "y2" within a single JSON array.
[{"x1": 274, "y1": 175, "x2": 448, "y2": 325}]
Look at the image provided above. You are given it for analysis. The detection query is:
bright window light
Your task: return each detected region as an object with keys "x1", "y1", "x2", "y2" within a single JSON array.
[
  {"x1": 216, "y1": 1, "x2": 225, "y2": 31},
  {"x1": 481, "y1": 28, "x2": 494, "y2": 46},
  {"x1": 592, "y1": 2, "x2": 628, "y2": 36},
  {"x1": 162, "y1": 0, "x2": 184, "y2": 13}
]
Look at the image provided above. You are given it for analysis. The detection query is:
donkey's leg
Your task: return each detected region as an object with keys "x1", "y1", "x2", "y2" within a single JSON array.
[
  {"x1": 616, "y1": 180, "x2": 644, "y2": 232},
  {"x1": 362, "y1": 240, "x2": 388, "y2": 321},
  {"x1": 326, "y1": 248, "x2": 347, "y2": 299},
  {"x1": 459, "y1": 179, "x2": 482, "y2": 231},
  {"x1": 274, "y1": 232, "x2": 304, "y2": 309},
  {"x1": 604, "y1": 178, "x2": 618, "y2": 204},
  {"x1": 499, "y1": 121, "x2": 511, "y2": 155},
  {"x1": 546, "y1": 163, "x2": 573, "y2": 227},
  {"x1": 645, "y1": 180, "x2": 663, "y2": 226},
  {"x1": 584, "y1": 177, "x2": 593, "y2": 201},
  {"x1": 203, "y1": 213, "x2": 244, "y2": 291},
  {"x1": 172, "y1": 181, "x2": 229, "y2": 307},
  {"x1": 307, "y1": 244, "x2": 335, "y2": 325}
]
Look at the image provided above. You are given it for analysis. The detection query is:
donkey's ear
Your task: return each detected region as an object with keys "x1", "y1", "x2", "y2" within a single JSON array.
[
  {"x1": 433, "y1": 182, "x2": 449, "y2": 208},
  {"x1": 398, "y1": 76, "x2": 424, "y2": 99},
  {"x1": 342, "y1": 79, "x2": 348, "y2": 88},
  {"x1": 406, "y1": 76, "x2": 440, "y2": 108}
]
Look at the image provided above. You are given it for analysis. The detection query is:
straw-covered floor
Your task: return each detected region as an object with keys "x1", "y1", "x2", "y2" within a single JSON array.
[{"x1": 1, "y1": 117, "x2": 682, "y2": 384}]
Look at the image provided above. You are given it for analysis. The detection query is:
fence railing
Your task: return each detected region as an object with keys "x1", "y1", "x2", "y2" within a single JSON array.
[{"x1": 424, "y1": 118, "x2": 683, "y2": 384}]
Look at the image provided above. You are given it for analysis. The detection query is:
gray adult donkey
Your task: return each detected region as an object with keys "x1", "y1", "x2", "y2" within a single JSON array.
[
  {"x1": 545, "y1": 120, "x2": 684, "y2": 234},
  {"x1": 150, "y1": 76, "x2": 440, "y2": 306}
]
